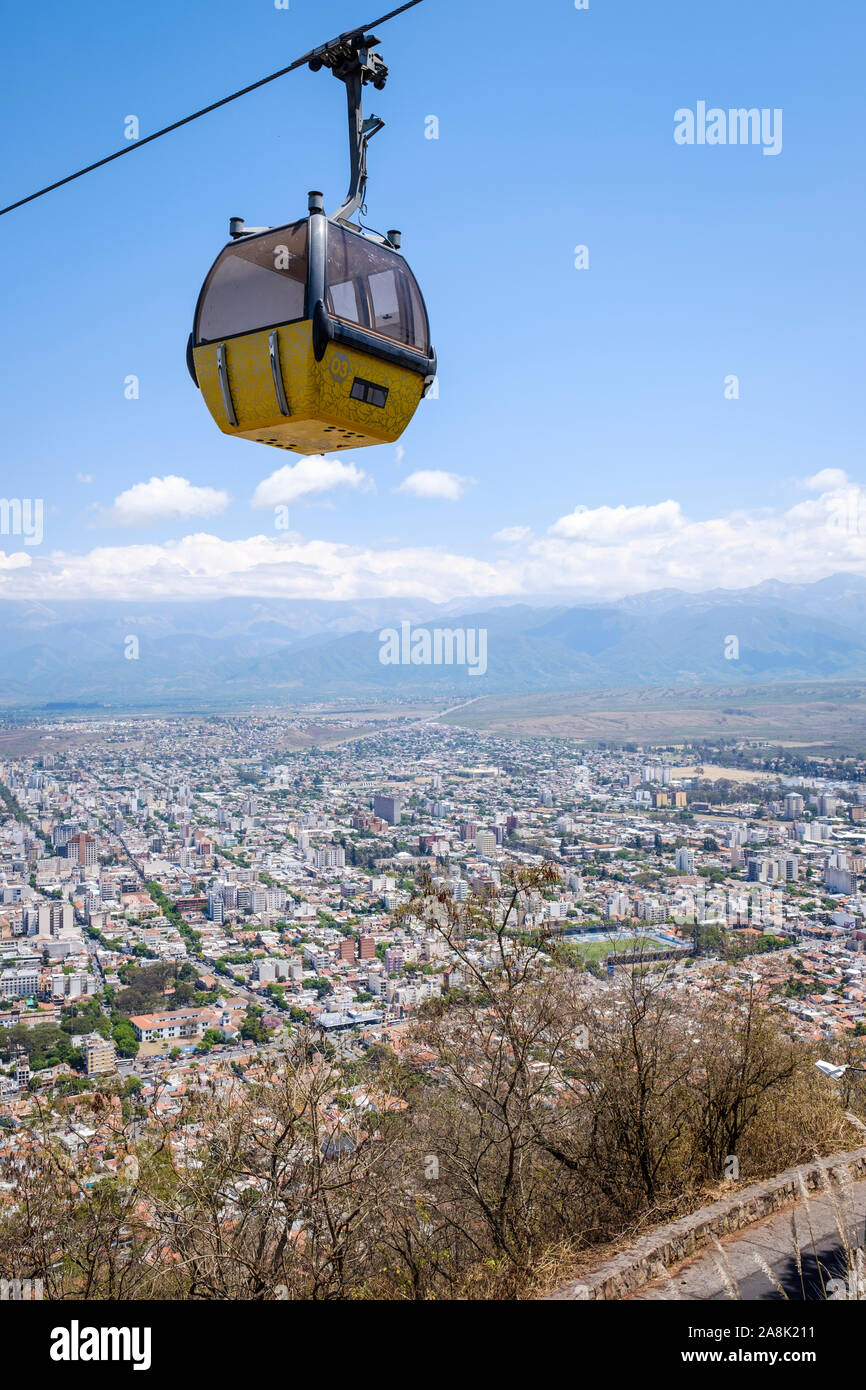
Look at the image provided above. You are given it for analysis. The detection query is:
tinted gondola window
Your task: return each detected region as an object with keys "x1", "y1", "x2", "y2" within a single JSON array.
[
  {"x1": 196, "y1": 222, "x2": 308, "y2": 344},
  {"x1": 327, "y1": 224, "x2": 429, "y2": 353},
  {"x1": 329, "y1": 278, "x2": 361, "y2": 324}
]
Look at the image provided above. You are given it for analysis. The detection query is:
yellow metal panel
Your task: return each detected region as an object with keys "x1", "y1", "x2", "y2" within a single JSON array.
[{"x1": 193, "y1": 320, "x2": 425, "y2": 455}]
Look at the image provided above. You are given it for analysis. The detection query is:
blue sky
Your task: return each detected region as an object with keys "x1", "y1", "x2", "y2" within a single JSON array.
[{"x1": 1, "y1": 0, "x2": 864, "y2": 603}]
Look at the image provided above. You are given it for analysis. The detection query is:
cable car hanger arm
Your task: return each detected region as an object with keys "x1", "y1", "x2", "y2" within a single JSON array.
[
  {"x1": 0, "y1": 0, "x2": 424, "y2": 219},
  {"x1": 310, "y1": 33, "x2": 387, "y2": 225}
]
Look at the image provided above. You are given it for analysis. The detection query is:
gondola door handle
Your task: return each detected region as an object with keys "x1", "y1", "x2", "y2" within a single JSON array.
[
  {"x1": 268, "y1": 331, "x2": 291, "y2": 416},
  {"x1": 216, "y1": 343, "x2": 238, "y2": 427}
]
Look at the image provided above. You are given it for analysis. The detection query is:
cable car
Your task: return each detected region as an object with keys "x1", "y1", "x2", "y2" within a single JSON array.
[{"x1": 187, "y1": 29, "x2": 436, "y2": 455}]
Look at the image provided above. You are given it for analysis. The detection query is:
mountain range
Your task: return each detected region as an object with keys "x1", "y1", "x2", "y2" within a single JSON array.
[{"x1": 1, "y1": 574, "x2": 865, "y2": 707}]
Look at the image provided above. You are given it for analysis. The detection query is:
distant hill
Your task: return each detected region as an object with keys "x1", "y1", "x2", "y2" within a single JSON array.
[{"x1": 2, "y1": 575, "x2": 866, "y2": 707}]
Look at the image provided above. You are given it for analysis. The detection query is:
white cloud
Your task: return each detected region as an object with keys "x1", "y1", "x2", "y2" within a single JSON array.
[
  {"x1": 251, "y1": 456, "x2": 369, "y2": 508},
  {"x1": 0, "y1": 533, "x2": 503, "y2": 603},
  {"x1": 397, "y1": 470, "x2": 470, "y2": 501},
  {"x1": 549, "y1": 499, "x2": 683, "y2": 543},
  {"x1": 108, "y1": 475, "x2": 230, "y2": 527},
  {"x1": 521, "y1": 470, "x2": 866, "y2": 597},
  {"x1": 493, "y1": 525, "x2": 532, "y2": 543},
  {"x1": 2, "y1": 470, "x2": 866, "y2": 604},
  {"x1": 802, "y1": 468, "x2": 848, "y2": 491}
]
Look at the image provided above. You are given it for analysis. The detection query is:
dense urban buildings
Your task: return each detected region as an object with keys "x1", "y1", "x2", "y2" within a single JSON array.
[{"x1": 1, "y1": 706, "x2": 866, "y2": 1298}]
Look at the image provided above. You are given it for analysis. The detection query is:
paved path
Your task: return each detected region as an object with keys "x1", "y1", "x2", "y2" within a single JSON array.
[{"x1": 633, "y1": 1179, "x2": 866, "y2": 1300}]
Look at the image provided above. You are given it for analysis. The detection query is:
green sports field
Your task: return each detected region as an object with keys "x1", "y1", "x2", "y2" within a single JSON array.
[{"x1": 565, "y1": 934, "x2": 660, "y2": 963}]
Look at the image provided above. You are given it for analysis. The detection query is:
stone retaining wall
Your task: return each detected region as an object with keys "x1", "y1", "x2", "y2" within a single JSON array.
[{"x1": 548, "y1": 1145, "x2": 866, "y2": 1301}]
